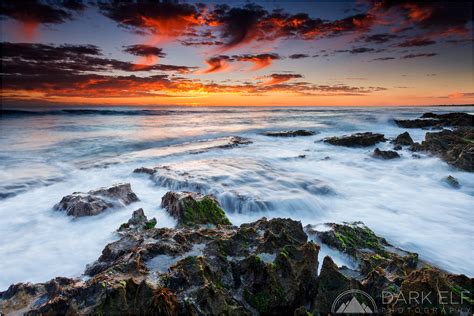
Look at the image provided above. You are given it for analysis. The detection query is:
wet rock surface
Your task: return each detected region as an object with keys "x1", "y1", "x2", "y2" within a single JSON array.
[
  {"x1": 2, "y1": 215, "x2": 472, "y2": 315},
  {"x1": 411, "y1": 128, "x2": 474, "y2": 172},
  {"x1": 54, "y1": 183, "x2": 139, "y2": 217},
  {"x1": 324, "y1": 132, "x2": 386, "y2": 147},
  {"x1": 395, "y1": 112, "x2": 473, "y2": 129},
  {"x1": 393, "y1": 131, "x2": 414, "y2": 146},
  {"x1": 161, "y1": 191, "x2": 232, "y2": 227},
  {"x1": 373, "y1": 148, "x2": 400, "y2": 160},
  {"x1": 263, "y1": 130, "x2": 315, "y2": 137}
]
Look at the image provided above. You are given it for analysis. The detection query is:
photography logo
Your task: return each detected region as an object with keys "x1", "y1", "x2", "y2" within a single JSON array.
[{"x1": 331, "y1": 289, "x2": 378, "y2": 314}]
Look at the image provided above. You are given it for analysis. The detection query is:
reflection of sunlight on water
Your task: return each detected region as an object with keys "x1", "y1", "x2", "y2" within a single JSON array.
[{"x1": 0, "y1": 106, "x2": 473, "y2": 289}]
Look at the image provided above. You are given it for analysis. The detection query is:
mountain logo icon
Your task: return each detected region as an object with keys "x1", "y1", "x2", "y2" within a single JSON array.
[{"x1": 331, "y1": 289, "x2": 378, "y2": 314}]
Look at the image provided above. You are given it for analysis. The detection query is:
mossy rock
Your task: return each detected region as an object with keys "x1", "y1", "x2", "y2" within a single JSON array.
[{"x1": 161, "y1": 191, "x2": 231, "y2": 227}]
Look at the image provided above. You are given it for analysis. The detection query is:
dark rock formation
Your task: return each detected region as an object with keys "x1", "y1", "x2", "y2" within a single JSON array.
[
  {"x1": 373, "y1": 148, "x2": 400, "y2": 160},
  {"x1": 394, "y1": 112, "x2": 473, "y2": 129},
  {"x1": 161, "y1": 191, "x2": 231, "y2": 227},
  {"x1": 0, "y1": 218, "x2": 321, "y2": 315},
  {"x1": 324, "y1": 132, "x2": 386, "y2": 147},
  {"x1": 410, "y1": 128, "x2": 474, "y2": 172},
  {"x1": 217, "y1": 136, "x2": 252, "y2": 148},
  {"x1": 54, "y1": 183, "x2": 139, "y2": 217},
  {"x1": 118, "y1": 208, "x2": 157, "y2": 233},
  {"x1": 393, "y1": 131, "x2": 414, "y2": 146},
  {"x1": 444, "y1": 175, "x2": 461, "y2": 188},
  {"x1": 263, "y1": 130, "x2": 315, "y2": 137}
]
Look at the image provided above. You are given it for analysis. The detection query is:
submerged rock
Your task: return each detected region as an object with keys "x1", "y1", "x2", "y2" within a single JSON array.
[
  {"x1": 393, "y1": 131, "x2": 414, "y2": 146},
  {"x1": 444, "y1": 175, "x2": 461, "y2": 188},
  {"x1": 394, "y1": 112, "x2": 473, "y2": 129},
  {"x1": 373, "y1": 148, "x2": 400, "y2": 160},
  {"x1": 161, "y1": 191, "x2": 231, "y2": 227},
  {"x1": 54, "y1": 183, "x2": 139, "y2": 217},
  {"x1": 216, "y1": 136, "x2": 252, "y2": 148},
  {"x1": 411, "y1": 128, "x2": 474, "y2": 172},
  {"x1": 263, "y1": 130, "x2": 315, "y2": 137},
  {"x1": 324, "y1": 132, "x2": 386, "y2": 147}
]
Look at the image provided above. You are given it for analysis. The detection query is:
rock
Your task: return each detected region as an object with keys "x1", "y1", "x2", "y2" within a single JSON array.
[
  {"x1": 393, "y1": 131, "x2": 414, "y2": 146},
  {"x1": 313, "y1": 256, "x2": 362, "y2": 313},
  {"x1": 263, "y1": 130, "x2": 315, "y2": 137},
  {"x1": 444, "y1": 175, "x2": 460, "y2": 188},
  {"x1": 393, "y1": 145, "x2": 402, "y2": 150},
  {"x1": 54, "y1": 183, "x2": 139, "y2": 217},
  {"x1": 307, "y1": 222, "x2": 419, "y2": 278},
  {"x1": 118, "y1": 208, "x2": 157, "y2": 233},
  {"x1": 324, "y1": 132, "x2": 386, "y2": 147},
  {"x1": 1, "y1": 217, "x2": 321, "y2": 315},
  {"x1": 394, "y1": 112, "x2": 473, "y2": 129},
  {"x1": 410, "y1": 128, "x2": 474, "y2": 172},
  {"x1": 216, "y1": 136, "x2": 252, "y2": 148},
  {"x1": 133, "y1": 167, "x2": 156, "y2": 175},
  {"x1": 373, "y1": 148, "x2": 400, "y2": 160},
  {"x1": 161, "y1": 191, "x2": 231, "y2": 227}
]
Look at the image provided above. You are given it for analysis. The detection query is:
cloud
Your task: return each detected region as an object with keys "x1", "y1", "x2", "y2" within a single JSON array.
[
  {"x1": 233, "y1": 53, "x2": 281, "y2": 70},
  {"x1": 447, "y1": 92, "x2": 474, "y2": 99},
  {"x1": 363, "y1": 33, "x2": 399, "y2": 44},
  {"x1": 371, "y1": 57, "x2": 396, "y2": 61},
  {"x1": 99, "y1": 1, "x2": 202, "y2": 41},
  {"x1": 400, "y1": 53, "x2": 437, "y2": 59},
  {"x1": 261, "y1": 73, "x2": 303, "y2": 85},
  {"x1": 1, "y1": 42, "x2": 194, "y2": 74},
  {"x1": 288, "y1": 54, "x2": 309, "y2": 59},
  {"x1": 1, "y1": 0, "x2": 85, "y2": 39},
  {"x1": 199, "y1": 55, "x2": 233, "y2": 74},
  {"x1": 123, "y1": 45, "x2": 166, "y2": 57},
  {"x1": 397, "y1": 37, "x2": 436, "y2": 47}
]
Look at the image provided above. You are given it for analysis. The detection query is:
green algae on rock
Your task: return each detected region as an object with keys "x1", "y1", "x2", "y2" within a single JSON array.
[{"x1": 161, "y1": 191, "x2": 231, "y2": 227}]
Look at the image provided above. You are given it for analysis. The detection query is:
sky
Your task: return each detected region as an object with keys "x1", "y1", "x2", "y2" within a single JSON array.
[{"x1": 1, "y1": 0, "x2": 473, "y2": 107}]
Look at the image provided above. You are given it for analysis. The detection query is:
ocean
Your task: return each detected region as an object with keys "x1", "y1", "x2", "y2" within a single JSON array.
[{"x1": 0, "y1": 106, "x2": 473, "y2": 289}]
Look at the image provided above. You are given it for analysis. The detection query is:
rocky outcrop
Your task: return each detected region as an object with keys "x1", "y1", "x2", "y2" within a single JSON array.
[
  {"x1": 324, "y1": 132, "x2": 386, "y2": 147},
  {"x1": 54, "y1": 183, "x2": 139, "y2": 217},
  {"x1": 410, "y1": 128, "x2": 474, "y2": 172},
  {"x1": 217, "y1": 136, "x2": 252, "y2": 148},
  {"x1": 373, "y1": 148, "x2": 400, "y2": 160},
  {"x1": 2, "y1": 218, "x2": 473, "y2": 315},
  {"x1": 394, "y1": 112, "x2": 473, "y2": 129},
  {"x1": 393, "y1": 131, "x2": 414, "y2": 146},
  {"x1": 1, "y1": 217, "x2": 321, "y2": 315},
  {"x1": 161, "y1": 191, "x2": 231, "y2": 227},
  {"x1": 118, "y1": 208, "x2": 157, "y2": 233},
  {"x1": 263, "y1": 130, "x2": 315, "y2": 137}
]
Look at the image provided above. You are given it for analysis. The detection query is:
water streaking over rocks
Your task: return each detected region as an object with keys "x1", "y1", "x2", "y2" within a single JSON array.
[{"x1": 0, "y1": 106, "x2": 473, "y2": 292}]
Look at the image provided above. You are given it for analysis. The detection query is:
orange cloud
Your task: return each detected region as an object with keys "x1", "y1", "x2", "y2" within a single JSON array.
[{"x1": 261, "y1": 74, "x2": 303, "y2": 86}]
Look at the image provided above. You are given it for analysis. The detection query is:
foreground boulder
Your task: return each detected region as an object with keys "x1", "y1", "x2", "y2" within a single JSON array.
[
  {"x1": 0, "y1": 217, "x2": 320, "y2": 315},
  {"x1": 394, "y1": 112, "x2": 473, "y2": 129},
  {"x1": 373, "y1": 148, "x2": 400, "y2": 160},
  {"x1": 161, "y1": 191, "x2": 231, "y2": 227},
  {"x1": 324, "y1": 132, "x2": 386, "y2": 147},
  {"x1": 54, "y1": 183, "x2": 139, "y2": 217},
  {"x1": 263, "y1": 130, "x2": 315, "y2": 137},
  {"x1": 393, "y1": 131, "x2": 414, "y2": 146},
  {"x1": 411, "y1": 128, "x2": 474, "y2": 172}
]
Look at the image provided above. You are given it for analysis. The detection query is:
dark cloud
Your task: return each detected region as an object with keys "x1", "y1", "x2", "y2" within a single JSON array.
[
  {"x1": 371, "y1": 1, "x2": 473, "y2": 32},
  {"x1": 363, "y1": 33, "x2": 399, "y2": 44},
  {"x1": 123, "y1": 45, "x2": 166, "y2": 57},
  {"x1": 397, "y1": 38, "x2": 436, "y2": 47},
  {"x1": 335, "y1": 47, "x2": 383, "y2": 54},
  {"x1": 289, "y1": 54, "x2": 309, "y2": 59},
  {"x1": 401, "y1": 53, "x2": 437, "y2": 59},
  {"x1": 1, "y1": 42, "x2": 194, "y2": 75},
  {"x1": 372, "y1": 57, "x2": 396, "y2": 61},
  {"x1": 99, "y1": 1, "x2": 201, "y2": 36},
  {"x1": 1, "y1": 0, "x2": 85, "y2": 24},
  {"x1": 200, "y1": 55, "x2": 233, "y2": 73}
]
